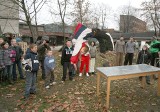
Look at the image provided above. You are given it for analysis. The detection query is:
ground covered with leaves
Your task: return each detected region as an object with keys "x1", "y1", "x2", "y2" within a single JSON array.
[{"x1": 0, "y1": 51, "x2": 160, "y2": 112}]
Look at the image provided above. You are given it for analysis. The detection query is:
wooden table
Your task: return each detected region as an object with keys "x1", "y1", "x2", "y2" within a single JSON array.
[{"x1": 96, "y1": 64, "x2": 160, "y2": 108}]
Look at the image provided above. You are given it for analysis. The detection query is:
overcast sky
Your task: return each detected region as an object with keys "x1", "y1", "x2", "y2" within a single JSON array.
[{"x1": 37, "y1": 0, "x2": 148, "y2": 29}]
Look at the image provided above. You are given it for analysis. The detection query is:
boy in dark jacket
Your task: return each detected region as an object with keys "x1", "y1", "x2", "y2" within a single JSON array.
[
  {"x1": 44, "y1": 50, "x2": 56, "y2": 89},
  {"x1": 137, "y1": 45, "x2": 151, "y2": 84},
  {"x1": 23, "y1": 44, "x2": 39, "y2": 99},
  {"x1": 61, "y1": 40, "x2": 74, "y2": 82}
]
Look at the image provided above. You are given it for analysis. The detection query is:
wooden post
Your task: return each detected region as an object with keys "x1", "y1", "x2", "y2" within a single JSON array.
[
  {"x1": 157, "y1": 72, "x2": 160, "y2": 96},
  {"x1": 106, "y1": 77, "x2": 111, "y2": 109},
  {"x1": 97, "y1": 72, "x2": 100, "y2": 96}
]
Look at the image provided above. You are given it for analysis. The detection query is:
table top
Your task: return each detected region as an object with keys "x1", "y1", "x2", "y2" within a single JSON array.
[{"x1": 96, "y1": 64, "x2": 160, "y2": 77}]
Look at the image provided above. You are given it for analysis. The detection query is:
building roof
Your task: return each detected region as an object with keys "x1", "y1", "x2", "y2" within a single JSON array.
[
  {"x1": 19, "y1": 29, "x2": 70, "y2": 37},
  {"x1": 111, "y1": 31, "x2": 156, "y2": 40}
]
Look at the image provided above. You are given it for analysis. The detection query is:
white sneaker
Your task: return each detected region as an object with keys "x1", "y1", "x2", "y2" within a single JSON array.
[
  {"x1": 45, "y1": 86, "x2": 50, "y2": 89},
  {"x1": 86, "y1": 73, "x2": 89, "y2": 77},
  {"x1": 79, "y1": 73, "x2": 82, "y2": 77},
  {"x1": 52, "y1": 82, "x2": 56, "y2": 85}
]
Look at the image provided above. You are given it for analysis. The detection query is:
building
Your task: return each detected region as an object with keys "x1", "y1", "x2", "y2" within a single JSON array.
[
  {"x1": 19, "y1": 22, "x2": 72, "y2": 45},
  {"x1": 0, "y1": 0, "x2": 19, "y2": 34},
  {"x1": 120, "y1": 15, "x2": 147, "y2": 33}
]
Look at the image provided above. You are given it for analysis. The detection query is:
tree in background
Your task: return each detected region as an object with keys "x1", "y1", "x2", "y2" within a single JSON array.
[
  {"x1": 0, "y1": 0, "x2": 47, "y2": 42},
  {"x1": 49, "y1": 0, "x2": 69, "y2": 44},
  {"x1": 141, "y1": 0, "x2": 160, "y2": 36}
]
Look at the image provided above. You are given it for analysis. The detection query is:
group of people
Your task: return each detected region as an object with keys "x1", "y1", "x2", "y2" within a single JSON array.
[
  {"x1": 0, "y1": 37, "x2": 25, "y2": 84},
  {"x1": 115, "y1": 36, "x2": 160, "y2": 84},
  {"x1": 0, "y1": 35, "x2": 97, "y2": 99}
]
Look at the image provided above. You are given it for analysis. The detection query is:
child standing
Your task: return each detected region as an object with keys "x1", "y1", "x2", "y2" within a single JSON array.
[
  {"x1": 44, "y1": 50, "x2": 56, "y2": 89},
  {"x1": 89, "y1": 41, "x2": 97, "y2": 75},
  {"x1": 137, "y1": 45, "x2": 151, "y2": 84},
  {"x1": 79, "y1": 42, "x2": 90, "y2": 77},
  {"x1": 1, "y1": 42, "x2": 13, "y2": 84},
  {"x1": 61, "y1": 40, "x2": 74, "y2": 82},
  {"x1": 23, "y1": 44, "x2": 39, "y2": 99}
]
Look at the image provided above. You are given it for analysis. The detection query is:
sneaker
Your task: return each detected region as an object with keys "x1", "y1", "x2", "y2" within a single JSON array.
[
  {"x1": 45, "y1": 86, "x2": 50, "y2": 89},
  {"x1": 86, "y1": 73, "x2": 89, "y2": 77},
  {"x1": 79, "y1": 73, "x2": 82, "y2": 77},
  {"x1": 50, "y1": 82, "x2": 56, "y2": 85}
]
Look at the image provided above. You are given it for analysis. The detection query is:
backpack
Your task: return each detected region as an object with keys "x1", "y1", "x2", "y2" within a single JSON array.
[{"x1": 10, "y1": 49, "x2": 16, "y2": 62}]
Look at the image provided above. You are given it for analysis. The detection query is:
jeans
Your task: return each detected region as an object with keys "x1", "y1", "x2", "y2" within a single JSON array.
[
  {"x1": 24, "y1": 71, "x2": 37, "y2": 98},
  {"x1": 4, "y1": 65, "x2": 13, "y2": 81},
  {"x1": 124, "y1": 53, "x2": 134, "y2": 65},
  {"x1": 62, "y1": 62, "x2": 73, "y2": 81},
  {"x1": 45, "y1": 70, "x2": 54, "y2": 86},
  {"x1": 13, "y1": 60, "x2": 24, "y2": 80}
]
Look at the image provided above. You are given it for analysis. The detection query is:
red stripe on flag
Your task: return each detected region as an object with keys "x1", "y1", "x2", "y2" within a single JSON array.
[{"x1": 74, "y1": 23, "x2": 82, "y2": 36}]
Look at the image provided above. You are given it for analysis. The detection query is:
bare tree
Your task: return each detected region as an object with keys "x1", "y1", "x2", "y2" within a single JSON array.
[
  {"x1": 49, "y1": 0, "x2": 69, "y2": 44},
  {"x1": 0, "y1": 0, "x2": 47, "y2": 42},
  {"x1": 72, "y1": 0, "x2": 91, "y2": 26},
  {"x1": 141, "y1": 0, "x2": 160, "y2": 36}
]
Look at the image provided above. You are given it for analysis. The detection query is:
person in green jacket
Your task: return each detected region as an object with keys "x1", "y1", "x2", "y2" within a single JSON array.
[{"x1": 149, "y1": 36, "x2": 160, "y2": 66}]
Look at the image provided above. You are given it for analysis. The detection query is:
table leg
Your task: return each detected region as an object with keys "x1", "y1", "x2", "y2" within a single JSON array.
[
  {"x1": 157, "y1": 72, "x2": 160, "y2": 96},
  {"x1": 106, "y1": 78, "x2": 111, "y2": 109},
  {"x1": 141, "y1": 76, "x2": 146, "y2": 88},
  {"x1": 97, "y1": 72, "x2": 100, "y2": 96}
]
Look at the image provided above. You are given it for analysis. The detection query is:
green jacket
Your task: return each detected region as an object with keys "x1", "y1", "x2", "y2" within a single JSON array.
[
  {"x1": 37, "y1": 44, "x2": 51, "y2": 61},
  {"x1": 149, "y1": 40, "x2": 160, "y2": 53}
]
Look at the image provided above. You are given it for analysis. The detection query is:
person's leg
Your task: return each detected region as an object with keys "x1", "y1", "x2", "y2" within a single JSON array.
[
  {"x1": 8, "y1": 65, "x2": 13, "y2": 84},
  {"x1": 50, "y1": 70, "x2": 55, "y2": 83},
  {"x1": 119, "y1": 53, "x2": 123, "y2": 66},
  {"x1": 45, "y1": 71, "x2": 51, "y2": 87},
  {"x1": 146, "y1": 76, "x2": 150, "y2": 84},
  {"x1": 41, "y1": 59, "x2": 46, "y2": 79},
  {"x1": 12, "y1": 62, "x2": 17, "y2": 81},
  {"x1": 89, "y1": 58, "x2": 92, "y2": 73},
  {"x1": 69, "y1": 63, "x2": 73, "y2": 80},
  {"x1": 79, "y1": 61, "x2": 85, "y2": 73},
  {"x1": 3, "y1": 66, "x2": 7, "y2": 82},
  {"x1": 24, "y1": 71, "x2": 32, "y2": 98},
  {"x1": 129, "y1": 53, "x2": 134, "y2": 65},
  {"x1": 85, "y1": 57, "x2": 90, "y2": 73},
  {"x1": 116, "y1": 52, "x2": 120, "y2": 66},
  {"x1": 62, "y1": 62, "x2": 67, "y2": 81},
  {"x1": 17, "y1": 60, "x2": 24, "y2": 79},
  {"x1": 124, "y1": 53, "x2": 129, "y2": 65},
  {"x1": 30, "y1": 72, "x2": 37, "y2": 93},
  {"x1": 92, "y1": 58, "x2": 96, "y2": 74}
]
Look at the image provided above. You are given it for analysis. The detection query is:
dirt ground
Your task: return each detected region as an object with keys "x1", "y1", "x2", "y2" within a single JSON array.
[{"x1": 0, "y1": 51, "x2": 160, "y2": 112}]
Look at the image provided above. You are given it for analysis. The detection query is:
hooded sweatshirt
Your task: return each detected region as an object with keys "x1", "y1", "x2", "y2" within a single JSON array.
[{"x1": 44, "y1": 56, "x2": 56, "y2": 74}]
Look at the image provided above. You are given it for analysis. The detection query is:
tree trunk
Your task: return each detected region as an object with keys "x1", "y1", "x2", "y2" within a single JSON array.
[{"x1": 21, "y1": 0, "x2": 35, "y2": 42}]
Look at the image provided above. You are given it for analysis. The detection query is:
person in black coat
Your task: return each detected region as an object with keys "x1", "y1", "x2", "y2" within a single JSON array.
[{"x1": 137, "y1": 45, "x2": 151, "y2": 84}]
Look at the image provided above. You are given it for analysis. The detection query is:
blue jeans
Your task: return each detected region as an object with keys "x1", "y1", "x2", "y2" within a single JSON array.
[
  {"x1": 24, "y1": 71, "x2": 37, "y2": 98},
  {"x1": 4, "y1": 65, "x2": 13, "y2": 81},
  {"x1": 13, "y1": 60, "x2": 24, "y2": 80}
]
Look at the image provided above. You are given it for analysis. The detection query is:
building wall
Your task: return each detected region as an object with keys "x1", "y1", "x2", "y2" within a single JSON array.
[
  {"x1": 120, "y1": 15, "x2": 146, "y2": 33},
  {"x1": 0, "y1": 0, "x2": 19, "y2": 34}
]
